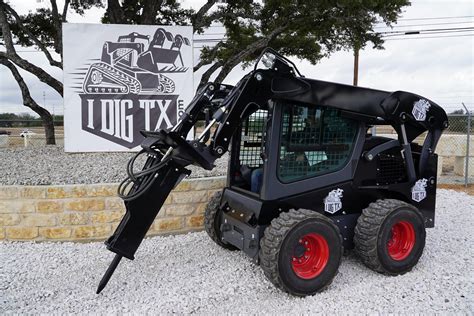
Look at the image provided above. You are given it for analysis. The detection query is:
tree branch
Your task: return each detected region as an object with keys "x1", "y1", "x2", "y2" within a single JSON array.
[
  {"x1": 0, "y1": 52, "x2": 63, "y2": 95},
  {"x1": 0, "y1": 55, "x2": 56, "y2": 144},
  {"x1": 3, "y1": 1, "x2": 62, "y2": 68},
  {"x1": 192, "y1": 0, "x2": 217, "y2": 32},
  {"x1": 0, "y1": 1, "x2": 16, "y2": 53},
  {"x1": 62, "y1": 0, "x2": 70, "y2": 22},
  {"x1": 194, "y1": 41, "x2": 223, "y2": 72},
  {"x1": 0, "y1": 2, "x2": 63, "y2": 95},
  {"x1": 106, "y1": 0, "x2": 124, "y2": 24},
  {"x1": 141, "y1": 0, "x2": 163, "y2": 25},
  {"x1": 50, "y1": 0, "x2": 62, "y2": 55},
  {"x1": 214, "y1": 24, "x2": 288, "y2": 83}
]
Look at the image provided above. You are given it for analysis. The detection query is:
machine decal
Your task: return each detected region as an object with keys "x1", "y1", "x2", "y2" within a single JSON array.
[
  {"x1": 412, "y1": 99, "x2": 431, "y2": 121},
  {"x1": 411, "y1": 178, "x2": 428, "y2": 202},
  {"x1": 324, "y1": 189, "x2": 344, "y2": 214}
]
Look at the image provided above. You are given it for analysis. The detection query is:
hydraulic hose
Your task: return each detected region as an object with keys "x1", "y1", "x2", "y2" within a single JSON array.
[{"x1": 117, "y1": 149, "x2": 172, "y2": 201}]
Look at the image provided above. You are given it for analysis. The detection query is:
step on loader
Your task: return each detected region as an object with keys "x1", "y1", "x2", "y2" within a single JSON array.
[{"x1": 96, "y1": 48, "x2": 448, "y2": 296}]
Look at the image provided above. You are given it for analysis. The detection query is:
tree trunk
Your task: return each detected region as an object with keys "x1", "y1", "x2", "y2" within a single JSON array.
[
  {"x1": 141, "y1": 0, "x2": 164, "y2": 24},
  {"x1": 38, "y1": 108, "x2": 56, "y2": 145},
  {"x1": 106, "y1": 0, "x2": 125, "y2": 24}
]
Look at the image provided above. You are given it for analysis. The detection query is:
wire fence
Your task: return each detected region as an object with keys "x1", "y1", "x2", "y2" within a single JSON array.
[
  {"x1": 372, "y1": 113, "x2": 473, "y2": 186},
  {"x1": 0, "y1": 120, "x2": 64, "y2": 148},
  {"x1": 436, "y1": 113, "x2": 472, "y2": 186},
  {"x1": 1, "y1": 113, "x2": 472, "y2": 185}
]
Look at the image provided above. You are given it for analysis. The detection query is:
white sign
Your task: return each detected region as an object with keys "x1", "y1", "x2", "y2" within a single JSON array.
[{"x1": 63, "y1": 23, "x2": 193, "y2": 152}]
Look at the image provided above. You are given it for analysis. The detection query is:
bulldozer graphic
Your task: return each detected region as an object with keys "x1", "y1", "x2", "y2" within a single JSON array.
[{"x1": 82, "y1": 28, "x2": 190, "y2": 95}]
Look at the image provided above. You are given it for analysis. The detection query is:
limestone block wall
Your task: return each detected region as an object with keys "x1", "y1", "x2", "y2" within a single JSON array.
[{"x1": 0, "y1": 176, "x2": 225, "y2": 241}]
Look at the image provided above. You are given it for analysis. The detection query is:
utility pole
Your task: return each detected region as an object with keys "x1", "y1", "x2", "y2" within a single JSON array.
[{"x1": 353, "y1": 47, "x2": 359, "y2": 86}]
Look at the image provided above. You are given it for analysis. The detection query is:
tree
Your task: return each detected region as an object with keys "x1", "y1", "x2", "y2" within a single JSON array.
[
  {"x1": 194, "y1": 0, "x2": 410, "y2": 88},
  {"x1": 100, "y1": 0, "x2": 409, "y2": 89},
  {"x1": 0, "y1": 0, "x2": 101, "y2": 144}
]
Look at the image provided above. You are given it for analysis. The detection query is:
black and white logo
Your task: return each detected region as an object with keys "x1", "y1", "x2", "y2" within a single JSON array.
[
  {"x1": 67, "y1": 27, "x2": 191, "y2": 149},
  {"x1": 412, "y1": 99, "x2": 431, "y2": 121},
  {"x1": 411, "y1": 178, "x2": 428, "y2": 202},
  {"x1": 324, "y1": 189, "x2": 344, "y2": 214}
]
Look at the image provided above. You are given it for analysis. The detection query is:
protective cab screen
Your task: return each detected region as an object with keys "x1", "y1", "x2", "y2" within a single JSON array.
[{"x1": 278, "y1": 103, "x2": 358, "y2": 182}]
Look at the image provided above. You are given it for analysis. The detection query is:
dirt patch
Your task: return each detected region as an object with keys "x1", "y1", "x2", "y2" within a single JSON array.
[{"x1": 438, "y1": 183, "x2": 474, "y2": 195}]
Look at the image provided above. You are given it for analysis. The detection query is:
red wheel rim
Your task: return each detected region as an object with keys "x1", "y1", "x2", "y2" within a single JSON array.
[
  {"x1": 387, "y1": 221, "x2": 416, "y2": 261},
  {"x1": 291, "y1": 233, "x2": 329, "y2": 279}
]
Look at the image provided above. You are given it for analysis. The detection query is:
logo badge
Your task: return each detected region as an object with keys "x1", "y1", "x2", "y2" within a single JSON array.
[
  {"x1": 411, "y1": 178, "x2": 428, "y2": 202},
  {"x1": 324, "y1": 189, "x2": 344, "y2": 214},
  {"x1": 412, "y1": 99, "x2": 431, "y2": 121}
]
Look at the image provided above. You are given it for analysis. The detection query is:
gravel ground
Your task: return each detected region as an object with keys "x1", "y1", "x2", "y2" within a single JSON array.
[
  {"x1": 0, "y1": 146, "x2": 227, "y2": 185},
  {"x1": 1, "y1": 190, "x2": 472, "y2": 314}
]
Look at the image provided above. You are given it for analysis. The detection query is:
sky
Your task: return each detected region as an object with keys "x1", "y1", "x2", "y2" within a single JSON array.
[{"x1": 0, "y1": 0, "x2": 473, "y2": 116}]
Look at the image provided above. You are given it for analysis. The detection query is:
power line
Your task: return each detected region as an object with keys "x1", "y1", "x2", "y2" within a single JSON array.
[
  {"x1": 382, "y1": 29, "x2": 474, "y2": 38},
  {"x1": 374, "y1": 21, "x2": 474, "y2": 29},
  {"x1": 383, "y1": 34, "x2": 474, "y2": 40},
  {"x1": 377, "y1": 26, "x2": 474, "y2": 35},
  {"x1": 378, "y1": 15, "x2": 474, "y2": 22}
]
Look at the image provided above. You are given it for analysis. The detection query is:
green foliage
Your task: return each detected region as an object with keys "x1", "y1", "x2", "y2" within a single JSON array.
[
  {"x1": 101, "y1": 0, "x2": 193, "y2": 25},
  {"x1": 7, "y1": 8, "x2": 56, "y2": 48},
  {"x1": 0, "y1": 112, "x2": 63, "y2": 127},
  {"x1": 204, "y1": 0, "x2": 410, "y2": 67},
  {"x1": 3, "y1": 0, "x2": 411, "y2": 83},
  {"x1": 4, "y1": 2, "x2": 103, "y2": 49}
]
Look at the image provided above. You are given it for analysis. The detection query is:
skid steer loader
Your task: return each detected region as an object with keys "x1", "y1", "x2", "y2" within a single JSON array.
[{"x1": 96, "y1": 48, "x2": 448, "y2": 296}]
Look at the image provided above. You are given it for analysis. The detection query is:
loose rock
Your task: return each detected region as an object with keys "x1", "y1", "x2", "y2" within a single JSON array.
[
  {"x1": 0, "y1": 190, "x2": 472, "y2": 313},
  {"x1": 0, "y1": 146, "x2": 228, "y2": 185}
]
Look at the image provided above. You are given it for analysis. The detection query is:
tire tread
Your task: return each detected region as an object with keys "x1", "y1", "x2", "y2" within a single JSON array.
[{"x1": 259, "y1": 209, "x2": 343, "y2": 295}]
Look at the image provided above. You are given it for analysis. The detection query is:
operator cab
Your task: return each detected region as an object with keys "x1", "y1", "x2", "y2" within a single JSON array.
[{"x1": 229, "y1": 101, "x2": 360, "y2": 201}]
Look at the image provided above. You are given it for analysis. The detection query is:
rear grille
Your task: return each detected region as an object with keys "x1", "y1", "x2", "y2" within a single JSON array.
[{"x1": 376, "y1": 152, "x2": 407, "y2": 184}]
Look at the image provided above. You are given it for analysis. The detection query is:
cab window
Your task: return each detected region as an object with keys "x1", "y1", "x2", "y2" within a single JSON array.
[{"x1": 278, "y1": 103, "x2": 358, "y2": 182}]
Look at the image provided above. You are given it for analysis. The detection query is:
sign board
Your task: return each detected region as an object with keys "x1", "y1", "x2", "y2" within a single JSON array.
[{"x1": 63, "y1": 23, "x2": 193, "y2": 152}]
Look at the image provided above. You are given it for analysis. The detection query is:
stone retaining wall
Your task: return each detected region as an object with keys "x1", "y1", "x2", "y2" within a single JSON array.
[{"x1": 0, "y1": 176, "x2": 225, "y2": 241}]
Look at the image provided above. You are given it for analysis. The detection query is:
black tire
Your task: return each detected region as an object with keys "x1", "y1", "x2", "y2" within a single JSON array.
[
  {"x1": 204, "y1": 191, "x2": 237, "y2": 250},
  {"x1": 354, "y1": 199, "x2": 426, "y2": 275},
  {"x1": 259, "y1": 209, "x2": 343, "y2": 296}
]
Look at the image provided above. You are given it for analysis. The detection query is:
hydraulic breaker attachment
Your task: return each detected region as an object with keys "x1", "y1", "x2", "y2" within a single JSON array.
[
  {"x1": 96, "y1": 129, "x2": 216, "y2": 293},
  {"x1": 97, "y1": 158, "x2": 188, "y2": 293},
  {"x1": 96, "y1": 83, "x2": 226, "y2": 293}
]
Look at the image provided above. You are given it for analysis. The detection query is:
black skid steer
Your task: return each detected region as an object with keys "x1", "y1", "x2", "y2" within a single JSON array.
[{"x1": 97, "y1": 48, "x2": 448, "y2": 296}]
